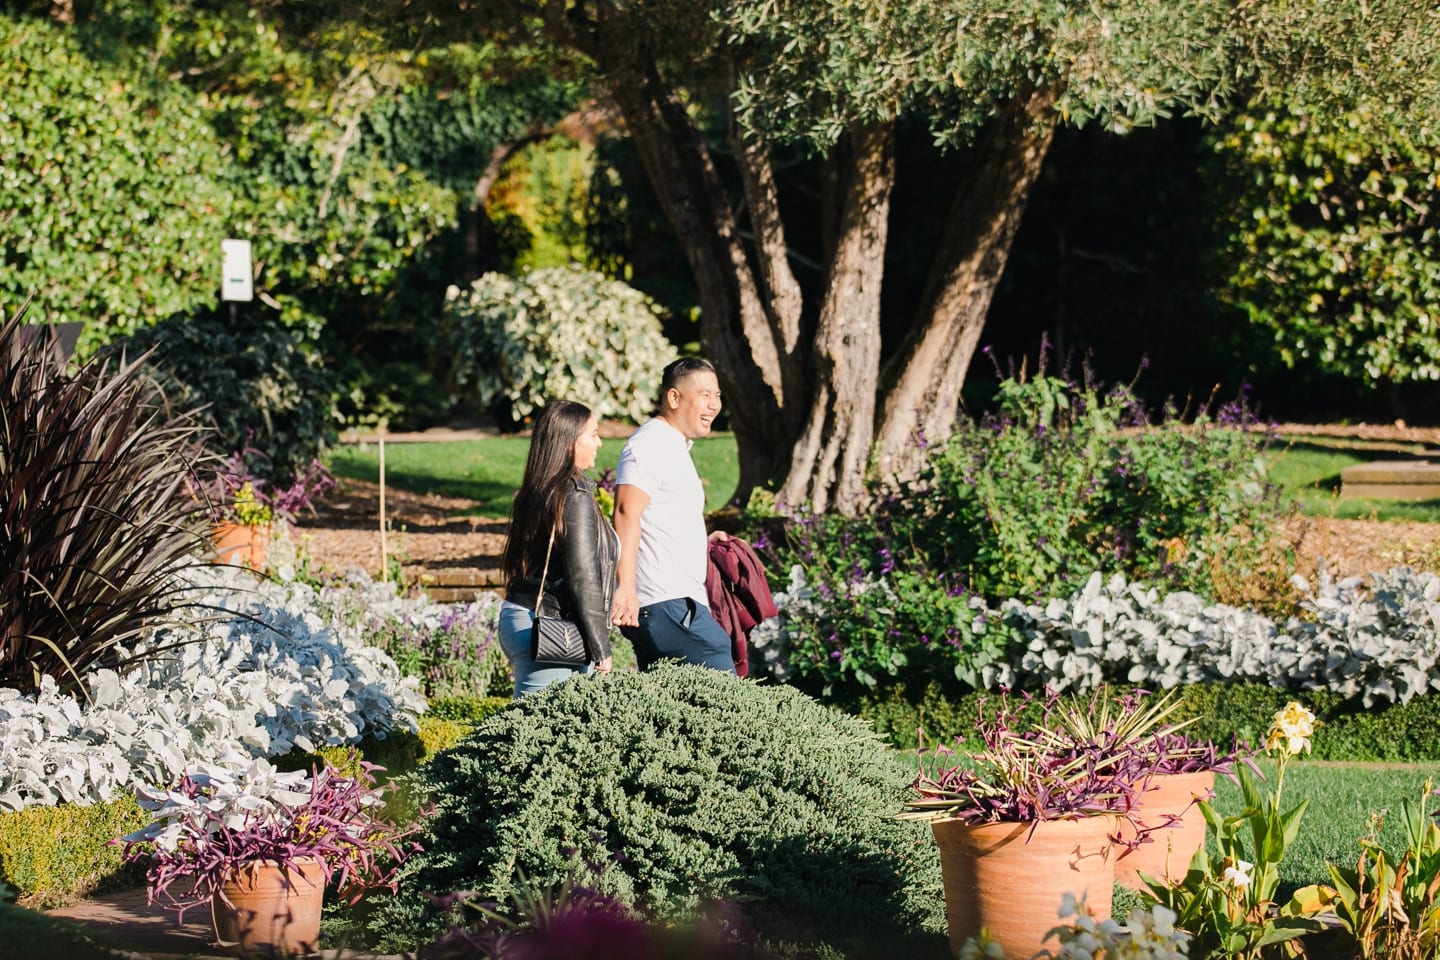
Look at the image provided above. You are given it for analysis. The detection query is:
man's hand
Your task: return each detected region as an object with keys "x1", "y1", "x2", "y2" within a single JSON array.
[
  {"x1": 595, "y1": 656, "x2": 613, "y2": 674},
  {"x1": 611, "y1": 586, "x2": 640, "y2": 627},
  {"x1": 708, "y1": 529, "x2": 731, "y2": 542}
]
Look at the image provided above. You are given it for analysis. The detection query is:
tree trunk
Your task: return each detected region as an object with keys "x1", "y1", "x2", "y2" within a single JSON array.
[
  {"x1": 778, "y1": 124, "x2": 894, "y2": 514},
  {"x1": 603, "y1": 61, "x2": 801, "y2": 505},
  {"x1": 540, "y1": 3, "x2": 1058, "y2": 510},
  {"x1": 728, "y1": 112, "x2": 806, "y2": 421},
  {"x1": 875, "y1": 89, "x2": 1058, "y2": 481}
]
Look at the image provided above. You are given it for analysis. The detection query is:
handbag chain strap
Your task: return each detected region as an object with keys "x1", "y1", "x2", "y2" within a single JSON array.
[{"x1": 533, "y1": 522, "x2": 558, "y2": 618}]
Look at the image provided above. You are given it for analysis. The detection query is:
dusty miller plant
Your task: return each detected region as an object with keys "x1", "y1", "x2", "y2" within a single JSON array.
[{"x1": 0, "y1": 564, "x2": 424, "y2": 812}]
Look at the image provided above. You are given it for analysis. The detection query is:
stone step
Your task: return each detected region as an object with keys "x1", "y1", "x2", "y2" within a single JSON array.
[
  {"x1": 1339, "y1": 459, "x2": 1440, "y2": 500},
  {"x1": 411, "y1": 566, "x2": 504, "y2": 603}
]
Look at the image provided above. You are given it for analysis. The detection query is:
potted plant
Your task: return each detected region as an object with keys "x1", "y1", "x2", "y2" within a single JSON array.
[
  {"x1": 1043, "y1": 687, "x2": 1253, "y2": 888},
  {"x1": 199, "y1": 450, "x2": 334, "y2": 570},
  {"x1": 118, "y1": 751, "x2": 424, "y2": 957},
  {"x1": 898, "y1": 688, "x2": 1200, "y2": 960}
]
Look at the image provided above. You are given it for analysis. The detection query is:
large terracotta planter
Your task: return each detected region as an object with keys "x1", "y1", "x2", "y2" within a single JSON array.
[
  {"x1": 211, "y1": 857, "x2": 325, "y2": 957},
  {"x1": 213, "y1": 522, "x2": 270, "y2": 570},
  {"x1": 1114, "y1": 770, "x2": 1215, "y2": 889},
  {"x1": 931, "y1": 815, "x2": 1116, "y2": 960}
]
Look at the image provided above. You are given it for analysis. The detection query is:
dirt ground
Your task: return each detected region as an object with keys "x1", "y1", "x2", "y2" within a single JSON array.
[{"x1": 289, "y1": 478, "x2": 508, "y2": 585}]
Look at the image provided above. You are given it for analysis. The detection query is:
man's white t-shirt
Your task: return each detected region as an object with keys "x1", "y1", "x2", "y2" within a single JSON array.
[{"x1": 615, "y1": 418, "x2": 708, "y2": 608}]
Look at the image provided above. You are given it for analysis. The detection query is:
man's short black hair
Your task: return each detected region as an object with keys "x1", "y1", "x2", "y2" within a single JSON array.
[{"x1": 660, "y1": 357, "x2": 715, "y2": 394}]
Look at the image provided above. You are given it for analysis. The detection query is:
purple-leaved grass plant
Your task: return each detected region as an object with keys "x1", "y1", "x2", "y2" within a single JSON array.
[
  {"x1": 117, "y1": 750, "x2": 426, "y2": 922},
  {"x1": 899, "y1": 686, "x2": 1253, "y2": 842},
  {"x1": 1041, "y1": 686, "x2": 1254, "y2": 780}
]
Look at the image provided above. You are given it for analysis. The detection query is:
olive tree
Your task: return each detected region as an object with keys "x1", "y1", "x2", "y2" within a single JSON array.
[{"x1": 361, "y1": 0, "x2": 1440, "y2": 513}]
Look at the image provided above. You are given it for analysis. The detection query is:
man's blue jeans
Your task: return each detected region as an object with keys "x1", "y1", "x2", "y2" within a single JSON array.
[{"x1": 621, "y1": 597, "x2": 735, "y2": 674}]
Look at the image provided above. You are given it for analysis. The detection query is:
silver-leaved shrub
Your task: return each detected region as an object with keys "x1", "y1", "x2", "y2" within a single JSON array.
[
  {"x1": 753, "y1": 564, "x2": 1440, "y2": 708},
  {"x1": 0, "y1": 566, "x2": 426, "y2": 812},
  {"x1": 442, "y1": 264, "x2": 673, "y2": 424}
]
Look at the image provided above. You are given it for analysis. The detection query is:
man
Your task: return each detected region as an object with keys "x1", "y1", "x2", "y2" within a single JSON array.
[{"x1": 610, "y1": 357, "x2": 734, "y2": 672}]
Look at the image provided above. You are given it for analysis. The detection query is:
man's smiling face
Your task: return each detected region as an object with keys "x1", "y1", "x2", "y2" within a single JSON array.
[{"x1": 666, "y1": 370, "x2": 722, "y2": 440}]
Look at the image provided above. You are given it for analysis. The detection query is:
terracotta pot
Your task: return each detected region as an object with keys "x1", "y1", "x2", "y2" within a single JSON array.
[
  {"x1": 931, "y1": 815, "x2": 1116, "y2": 960},
  {"x1": 212, "y1": 857, "x2": 325, "y2": 957},
  {"x1": 213, "y1": 522, "x2": 270, "y2": 570},
  {"x1": 1114, "y1": 770, "x2": 1215, "y2": 889}
]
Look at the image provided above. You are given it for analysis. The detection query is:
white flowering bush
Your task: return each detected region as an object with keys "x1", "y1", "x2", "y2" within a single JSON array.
[
  {"x1": 1051, "y1": 895, "x2": 1191, "y2": 960},
  {"x1": 0, "y1": 565, "x2": 425, "y2": 812},
  {"x1": 752, "y1": 563, "x2": 1440, "y2": 708},
  {"x1": 443, "y1": 264, "x2": 673, "y2": 424}
]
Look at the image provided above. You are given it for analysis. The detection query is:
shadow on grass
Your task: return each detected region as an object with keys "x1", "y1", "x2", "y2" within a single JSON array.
[{"x1": 327, "y1": 460, "x2": 519, "y2": 517}]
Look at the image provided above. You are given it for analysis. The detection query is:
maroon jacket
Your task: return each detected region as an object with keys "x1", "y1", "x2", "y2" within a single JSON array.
[{"x1": 705, "y1": 537, "x2": 779, "y2": 678}]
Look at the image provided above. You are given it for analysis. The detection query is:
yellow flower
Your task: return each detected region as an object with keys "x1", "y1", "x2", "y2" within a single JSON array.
[
  {"x1": 1274, "y1": 702, "x2": 1316, "y2": 737},
  {"x1": 1265, "y1": 701, "x2": 1316, "y2": 756}
]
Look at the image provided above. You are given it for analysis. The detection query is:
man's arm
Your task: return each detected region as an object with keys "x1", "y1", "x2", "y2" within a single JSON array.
[{"x1": 611, "y1": 483, "x2": 650, "y2": 626}]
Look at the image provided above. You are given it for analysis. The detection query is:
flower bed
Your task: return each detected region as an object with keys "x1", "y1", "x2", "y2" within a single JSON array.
[
  {"x1": 753, "y1": 564, "x2": 1440, "y2": 708},
  {"x1": 0, "y1": 566, "x2": 426, "y2": 812}
]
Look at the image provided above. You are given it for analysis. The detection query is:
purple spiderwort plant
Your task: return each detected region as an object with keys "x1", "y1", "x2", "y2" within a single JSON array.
[
  {"x1": 116, "y1": 750, "x2": 427, "y2": 923},
  {"x1": 899, "y1": 687, "x2": 1254, "y2": 850}
]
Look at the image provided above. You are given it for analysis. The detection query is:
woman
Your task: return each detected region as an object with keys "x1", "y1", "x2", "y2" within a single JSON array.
[{"x1": 498, "y1": 401, "x2": 619, "y2": 697}]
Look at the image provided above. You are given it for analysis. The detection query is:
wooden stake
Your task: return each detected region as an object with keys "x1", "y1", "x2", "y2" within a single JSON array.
[{"x1": 378, "y1": 427, "x2": 388, "y2": 581}]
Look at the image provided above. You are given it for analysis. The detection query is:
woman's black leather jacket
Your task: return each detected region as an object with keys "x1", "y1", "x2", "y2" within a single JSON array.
[{"x1": 505, "y1": 475, "x2": 618, "y2": 662}]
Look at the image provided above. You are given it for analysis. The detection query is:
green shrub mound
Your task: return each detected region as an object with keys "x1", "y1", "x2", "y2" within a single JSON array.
[
  {"x1": 441, "y1": 264, "x2": 673, "y2": 425},
  {"x1": 115, "y1": 310, "x2": 337, "y2": 486},
  {"x1": 372, "y1": 666, "x2": 945, "y2": 956}
]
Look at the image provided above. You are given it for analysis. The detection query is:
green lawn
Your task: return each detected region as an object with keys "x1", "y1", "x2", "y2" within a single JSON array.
[
  {"x1": 327, "y1": 433, "x2": 740, "y2": 517},
  {"x1": 330, "y1": 430, "x2": 1440, "y2": 524},
  {"x1": 1264, "y1": 436, "x2": 1440, "y2": 523},
  {"x1": 1205, "y1": 760, "x2": 1436, "y2": 893}
]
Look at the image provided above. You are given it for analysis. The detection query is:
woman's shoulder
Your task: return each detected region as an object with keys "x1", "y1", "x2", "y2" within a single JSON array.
[{"x1": 564, "y1": 473, "x2": 598, "y2": 494}]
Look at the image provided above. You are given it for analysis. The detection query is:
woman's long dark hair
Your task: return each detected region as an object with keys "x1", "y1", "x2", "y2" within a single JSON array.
[{"x1": 501, "y1": 401, "x2": 593, "y2": 588}]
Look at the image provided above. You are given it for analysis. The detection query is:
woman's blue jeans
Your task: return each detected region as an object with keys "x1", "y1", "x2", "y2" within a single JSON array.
[{"x1": 497, "y1": 604, "x2": 589, "y2": 698}]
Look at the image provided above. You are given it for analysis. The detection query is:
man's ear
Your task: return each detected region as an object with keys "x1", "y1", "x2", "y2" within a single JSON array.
[{"x1": 666, "y1": 387, "x2": 680, "y2": 410}]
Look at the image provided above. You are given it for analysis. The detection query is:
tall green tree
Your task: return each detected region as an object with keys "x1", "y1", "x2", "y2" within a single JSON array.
[
  {"x1": 7, "y1": 0, "x2": 584, "y2": 426},
  {"x1": 375, "y1": 0, "x2": 1440, "y2": 512}
]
